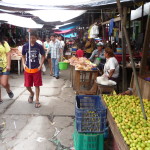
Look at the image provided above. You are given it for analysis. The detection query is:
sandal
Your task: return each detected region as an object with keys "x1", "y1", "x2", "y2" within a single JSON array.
[
  {"x1": 7, "y1": 91, "x2": 14, "y2": 99},
  {"x1": 35, "y1": 102, "x2": 41, "y2": 108},
  {"x1": 0, "y1": 99, "x2": 3, "y2": 104},
  {"x1": 28, "y1": 96, "x2": 34, "y2": 103}
]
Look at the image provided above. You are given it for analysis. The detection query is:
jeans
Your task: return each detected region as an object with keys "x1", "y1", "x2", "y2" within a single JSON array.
[{"x1": 52, "y1": 58, "x2": 59, "y2": 77}]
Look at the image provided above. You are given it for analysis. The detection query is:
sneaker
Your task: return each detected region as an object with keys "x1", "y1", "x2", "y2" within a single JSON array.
[
  {"x1": 7, "y1": 91, "x2": 14, "y2": 99},
  {"x1": 56, "y1": 76, "x2": 59, "y2": 79}
]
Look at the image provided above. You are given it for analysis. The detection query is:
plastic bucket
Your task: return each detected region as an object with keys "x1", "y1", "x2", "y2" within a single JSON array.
[{"x1": 59, "y1": 62, "x2": 69, "y2": 70}]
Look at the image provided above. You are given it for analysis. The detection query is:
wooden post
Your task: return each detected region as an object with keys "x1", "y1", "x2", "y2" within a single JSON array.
[
  {"x1": 122, "y1": 7, "x2": 127, "y2": 92},
  {"x1": 101, "y1": 9, "x2": 106, "y2": 42},
  {"x1": 116, "y1": 0, "x2": 147, "y2": 120},
  {"x1": 140, "y1": 14, "x2": 150, "y2": 75}
]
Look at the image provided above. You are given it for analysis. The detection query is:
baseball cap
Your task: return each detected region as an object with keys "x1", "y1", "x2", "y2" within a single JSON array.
[{"x1": 97, "y1": 42, "x2": 104, "y2": 47}]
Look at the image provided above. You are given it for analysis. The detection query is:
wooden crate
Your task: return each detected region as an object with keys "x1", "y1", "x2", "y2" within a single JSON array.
[{"x1": 131, "y1": 75, "x2": 150, "y2": 99}]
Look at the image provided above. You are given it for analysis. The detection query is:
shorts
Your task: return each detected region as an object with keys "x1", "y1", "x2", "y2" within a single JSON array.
[
  {"x1": 24, "y1": 71, "x2": 42, "y2": 87},
  {"x1": 47, "y1": 53, "x2": 51, "y2": 59},
  {"x1": 0, "y1": 71, "x2": 10, "y2": 75}
]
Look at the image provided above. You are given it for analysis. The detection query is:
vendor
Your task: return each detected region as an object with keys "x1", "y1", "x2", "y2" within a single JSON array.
[
  {"x1": 89, "y1": 42, "x2": 105, "y2": 63},
  {"x1": 103, "y1": 47, "x2": 119, "y2": 81},
  {"x1": 89, "y1": 42, "x2": 106, "y2": 70},
  {"x1": 85, "y1": 38, "x2": 95, "y2": 58}
]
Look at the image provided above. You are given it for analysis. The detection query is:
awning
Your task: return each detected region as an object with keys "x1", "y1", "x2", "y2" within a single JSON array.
[
  {"x1": 62, "y1": 32, "x2": 77, "y2": 38},
  {"x1": 131, "y1": 2, "x2": 150, "y2": 20},
  {"x1": 54, "y1": 29, "x2": 74, "y2": 34},
  {"x1": 26, "y1": 10, "x2": 86, "y2": 22},
  {"x1": 59, "y1": 22, "x2": 81, "y2": 30},
  {"x1": 0, "y1": 13, "x2": 43, "y2": 28},
  {"x1": 0, "y1": 0, "x2": 134, "y2": 10}
]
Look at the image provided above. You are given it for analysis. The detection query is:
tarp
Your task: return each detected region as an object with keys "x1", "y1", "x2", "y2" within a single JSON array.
[
  {"x1": 59, "y1": 22, "x2": 81, "y2": 30},
  {"x1": 26, "y1": 10, "x2": 86, "y2": 22},
  {"x1": 54, "y1": 22, "x2": 74, "y2": 29},
  {"x1": 62, "y1": 32, "x2": 77, "y2": 38},
  {"x1": 131, "y1": 2, "x2": 150, "y2": 20},
  {"x1": 0, "y1": 0, "x2": 134, "y2": 10},
  {"x1": 54, "y1": 29, "x2": 74, "y2": 34},
  {"x1": 0, "y1": 13, "x2": 43, "y2": 28}
]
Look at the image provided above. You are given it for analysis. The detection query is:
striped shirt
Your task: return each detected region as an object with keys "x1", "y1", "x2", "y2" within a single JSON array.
[{"x1": 49, "y1": 40, "x2": 62, "y2": 59}]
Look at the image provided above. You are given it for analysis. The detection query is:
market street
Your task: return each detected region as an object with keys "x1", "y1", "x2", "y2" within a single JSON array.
[{"x1": 0, "y1": 69, "x2": 75, "y2": 150}]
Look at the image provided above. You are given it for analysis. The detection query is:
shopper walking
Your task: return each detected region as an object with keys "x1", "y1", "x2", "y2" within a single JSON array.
[
  {"x1": 44, "y1": 37, "x2": 53, "y2": 76},
  {"x1": 48, "y1": 34, "x2": 62, "y2": 79},
  {"x1": 0, "y1": 35, "x2": 14, "y2": 103},
  {"x1": 22, "y1": 32, "x2": 45, "y2": 108}
]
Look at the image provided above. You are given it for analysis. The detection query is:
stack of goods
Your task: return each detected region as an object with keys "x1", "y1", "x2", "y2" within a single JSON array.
[
  {"x1": 103, "y1": 95, "x2": 150, "y2": 150},
  {"x1": 11, "y1": 46, "x2": 22, "y2": 57},
  {"x1": 73, "y1": 95, "x2": 107, "y2": 150},
  {"x1": 69, "y1": 56, "x2": 97, "y2": 71}
]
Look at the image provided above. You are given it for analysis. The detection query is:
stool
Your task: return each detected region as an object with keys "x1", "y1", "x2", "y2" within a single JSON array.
[{"x1": 97, "y1": 83, "x2": 116, "y2": 95}]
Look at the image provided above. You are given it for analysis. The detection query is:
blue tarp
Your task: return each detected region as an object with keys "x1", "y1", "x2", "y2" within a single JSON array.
[
  {"x1": 59, "y1": 22, "x2": 81, "y2": 31},
  {"x1": 61, "y1": 32, "x2": 77, "y2": 38}
]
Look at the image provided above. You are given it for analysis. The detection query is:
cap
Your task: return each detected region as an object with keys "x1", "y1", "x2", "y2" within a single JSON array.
[{"x1": 97, "y1": 42, "x2": 104, "y2": 47}]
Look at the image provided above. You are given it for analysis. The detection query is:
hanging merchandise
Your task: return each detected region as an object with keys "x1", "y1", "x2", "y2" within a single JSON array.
[
  {"x1": 88, "y1": 26, "x2": 92, "y2": 38},
  {"x1": 113, "y1": 28, "x2": 119, "y2": 42},
  {"x1": 90, "y1": 24, "x2": 99, "y2": 38},
  {"x1": 109, "y1": 19, "x2": 114, "y2": 36}
]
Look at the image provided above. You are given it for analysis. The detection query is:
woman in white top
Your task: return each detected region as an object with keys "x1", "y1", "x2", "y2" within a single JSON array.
[{"x1": 104, "y1": 47, "x2": 119, "y2": 81}]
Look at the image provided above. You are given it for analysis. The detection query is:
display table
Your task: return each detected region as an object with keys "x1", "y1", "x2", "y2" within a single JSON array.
[
  {"x1": 101, "y1": 97, "x2": 129, "y2": 150},
  {"x1": 73, "y1": 69, "x2": 98, "y2": 95},
  {"x1": 11, "y1": 56, "x2": 23, "y2": 75}
]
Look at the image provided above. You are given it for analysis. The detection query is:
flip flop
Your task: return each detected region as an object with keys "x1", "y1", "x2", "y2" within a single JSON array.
[
  {"x1": 35, "y1": 102, "x2": 41, "y2": 108},
  {"x1": 28, "y1": 96, "x2": 34, "y2": 103}
]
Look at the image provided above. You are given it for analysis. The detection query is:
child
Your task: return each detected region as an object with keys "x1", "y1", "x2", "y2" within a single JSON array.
[
  {"x1": 76, "y1": 45, "x2": 84, "y2": 58},
  {"x1": 22, "y1": 31, "x2": 45, "y2": 108}
]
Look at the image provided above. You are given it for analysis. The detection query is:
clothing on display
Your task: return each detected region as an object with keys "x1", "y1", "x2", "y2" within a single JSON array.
[
  {"x1": 90, "y1": 24, "x2": 99, "y2": 38},
  {"x1": 109, "y1": 19, "x2": 114, "y2": 36}
]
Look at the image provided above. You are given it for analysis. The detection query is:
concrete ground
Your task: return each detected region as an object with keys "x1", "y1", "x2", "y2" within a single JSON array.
[{"x1": 0, "y1": 68, "x2": 75, "y2": 150}]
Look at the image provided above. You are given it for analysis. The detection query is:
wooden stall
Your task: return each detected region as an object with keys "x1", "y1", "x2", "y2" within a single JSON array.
[
  {"x1": 131, "y1": 75, "x2": 150, "y2": 99},
  {"x1": 101, "y1": 97, "x2": 129, "y2": 150},
  {"x1": 70, "y1": 65, "x2": 98, "y2": 95}
]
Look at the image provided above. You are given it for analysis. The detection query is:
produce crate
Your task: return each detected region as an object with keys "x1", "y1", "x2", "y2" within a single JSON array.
[
  {"x1": 75, "y1": 95, "x2": 107, "y2": 133},
  {"x1": 73, "y1": 122, "x2": 104, "y2": 150}
]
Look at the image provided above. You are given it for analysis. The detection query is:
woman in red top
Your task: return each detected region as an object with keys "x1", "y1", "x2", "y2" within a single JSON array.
[{"x1": 76, "y1": 45, "x2": 84, "y2": 58}]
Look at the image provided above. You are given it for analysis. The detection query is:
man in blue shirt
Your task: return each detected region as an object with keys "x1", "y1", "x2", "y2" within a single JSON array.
[{"x1": 22, "y1": 31, "x2": 45, "y2": 108}]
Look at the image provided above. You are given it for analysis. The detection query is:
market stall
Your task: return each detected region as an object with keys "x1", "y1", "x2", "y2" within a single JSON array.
[
  {"x1": 11, "y1": 46, "x2": 23, "y2": 75},
  {"x1": 102, "y1": 94, "x2": 150, "y2": 150},
  {"x1": 69, "y1": 56, "x2": 99, "y2": 95}
]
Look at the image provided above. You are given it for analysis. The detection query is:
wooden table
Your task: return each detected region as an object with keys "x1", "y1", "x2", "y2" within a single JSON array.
[
  {"x1": 73, "y1": 69, "x2": 99, "y2": 95},
  {"x1": 11, "y1": 56, "x2": 23, "y2": 75},
  {"x1": 101, "y1": 97, "x2": 129, "y2": 150}
]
